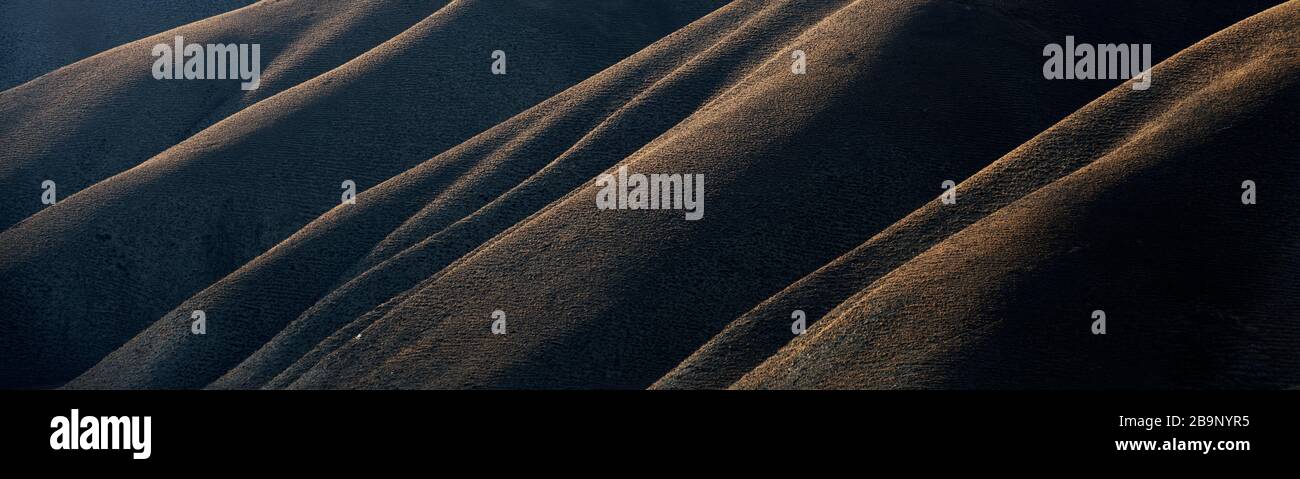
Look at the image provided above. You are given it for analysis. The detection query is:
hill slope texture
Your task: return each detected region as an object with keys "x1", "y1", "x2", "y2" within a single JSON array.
[{"x1": 0, "y1": 0, "x2": 1294, "y2": 389}]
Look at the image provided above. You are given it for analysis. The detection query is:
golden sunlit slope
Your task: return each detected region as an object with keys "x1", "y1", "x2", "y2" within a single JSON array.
[
  {"x1": 2, "y1": 0, "x2": 1292, "y2": 390},
  {"x1": 0, "y1": 0, "x2": 449, "y2": 230},
  {"x1": 0, "y1": 0, "x2": 723, "y2": 388},
  {"x1": 267, "y1": 0, "x2": 1280, "y2": 389},
  {"x1": 65, "y1": 0, "x2": 1292, "y2": 390},
  {"x1": 735, "y1": 1, "x2": 1300, "y2": 389},
  {"x1": 75, "y1": 0, "x2": 785, "y2": 389},
  {"x1": 144, "y1": 0, "x2": 1289, "y2": 390}
]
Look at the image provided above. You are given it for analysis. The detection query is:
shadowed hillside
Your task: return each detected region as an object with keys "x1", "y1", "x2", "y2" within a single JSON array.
[
  {"x1": 735, "y1": 2, "x2": 1300, "y2": 388},
  {"x1": 0, "y1": 0, "x2": 255, "y2": 90},
  {"x1": 0, "y1": 0, "x2": 451, "y2": 230},
  {"x1": 1, "y1": 0, "x2": 724, "y2": 387},
  {"x1": 0, "y1": 0, "x2": 1293, "y2": 390}
]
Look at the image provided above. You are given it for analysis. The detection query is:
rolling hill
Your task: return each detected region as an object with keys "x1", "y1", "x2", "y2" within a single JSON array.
[{"x1": 0, "y1": 0, "x2": 1293, "y2": 389}]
